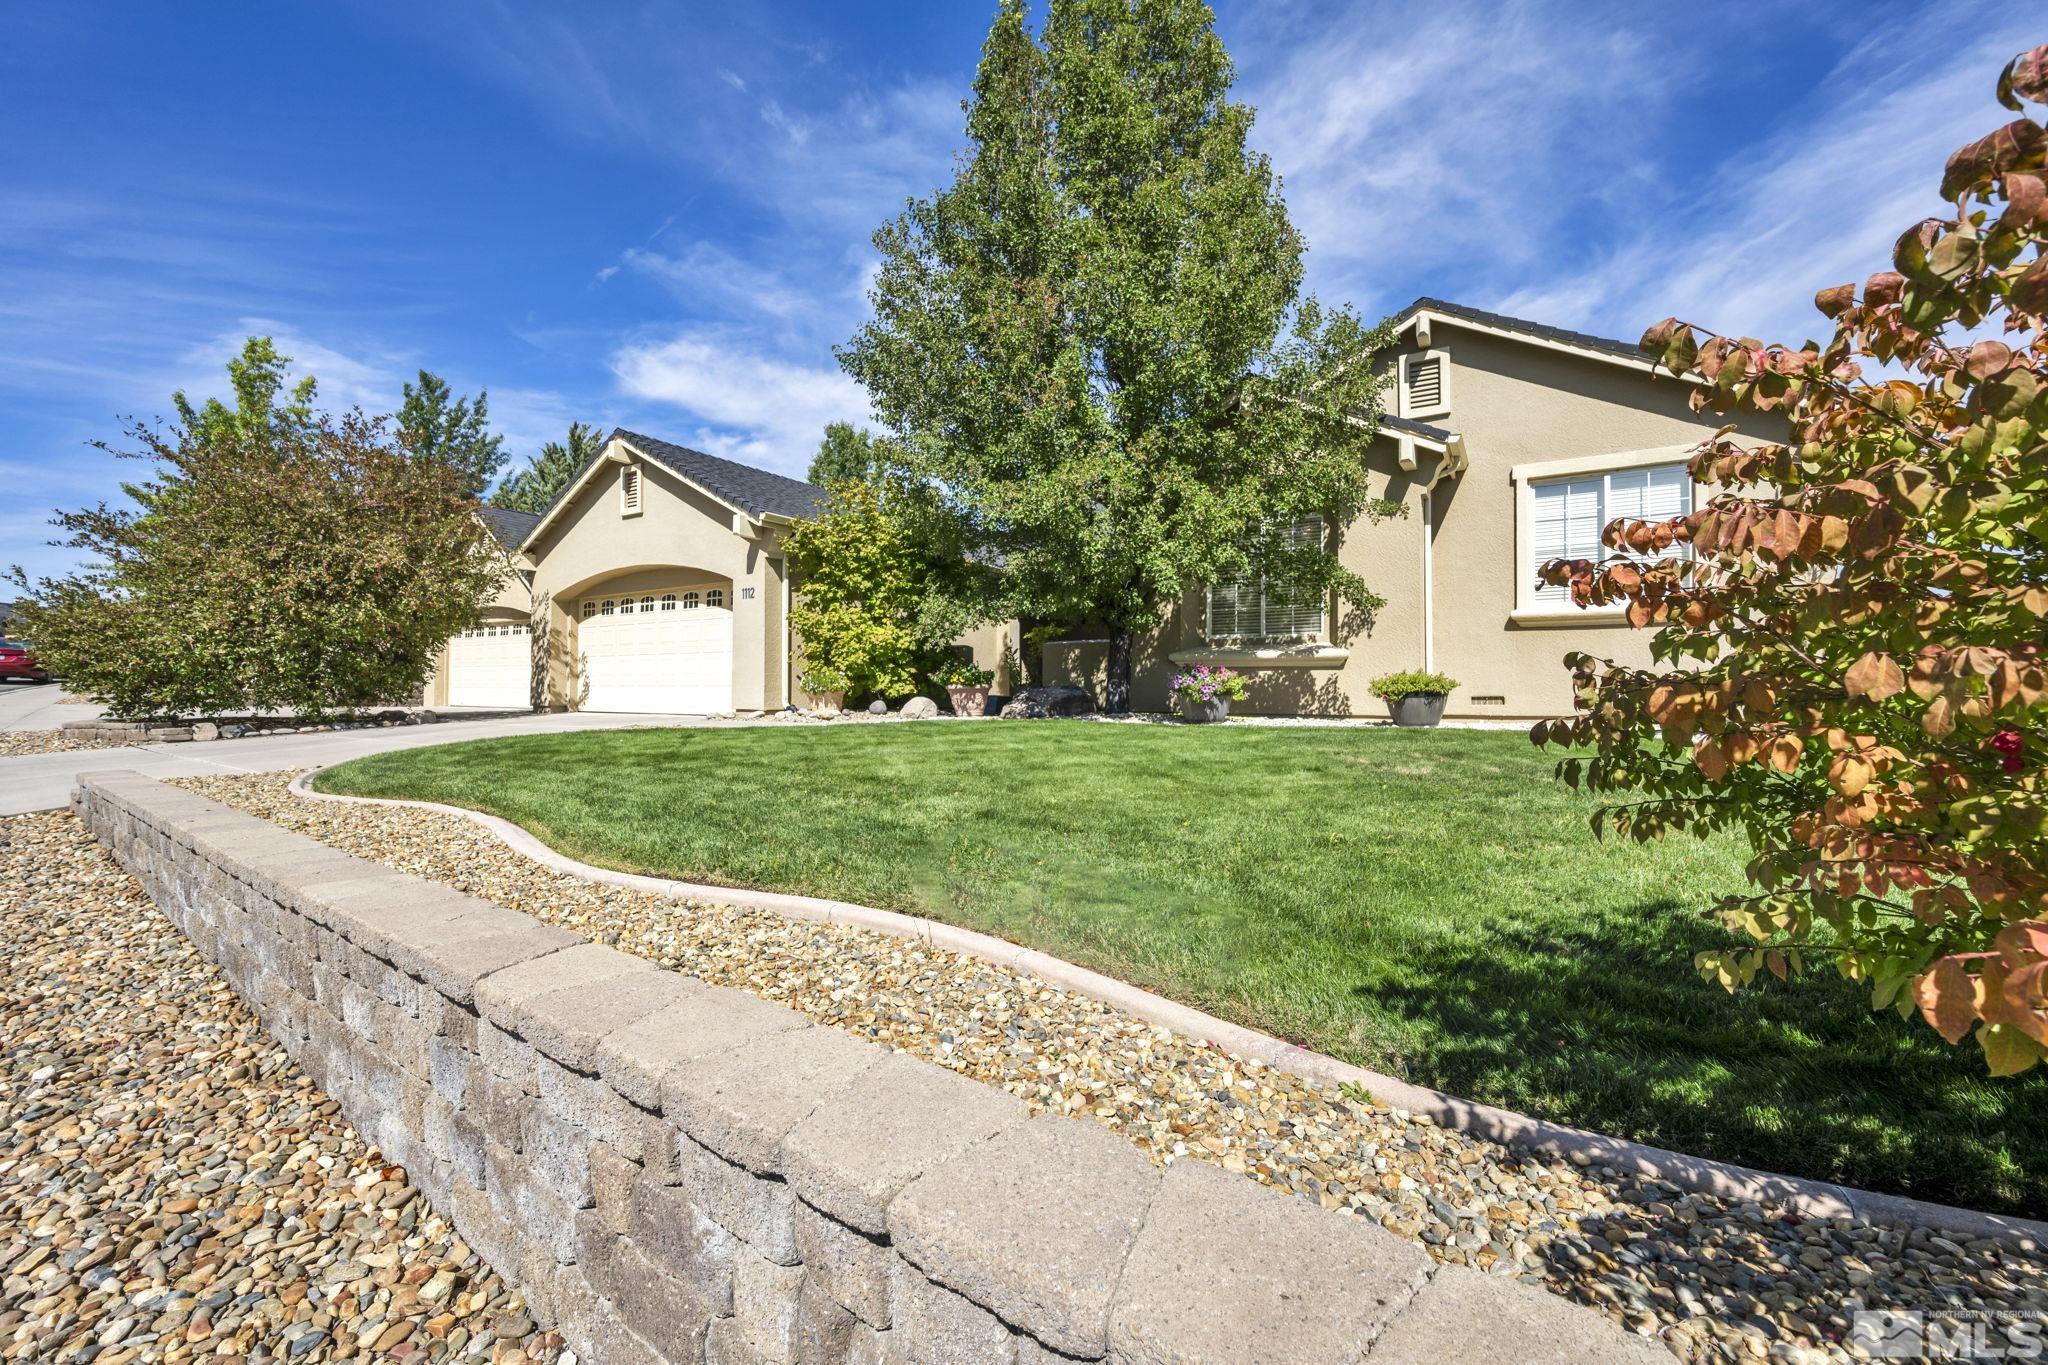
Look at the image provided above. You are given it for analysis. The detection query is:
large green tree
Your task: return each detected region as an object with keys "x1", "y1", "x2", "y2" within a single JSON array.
[
  {"x1": 839, "y1": 0, "x2": 1394, "y2": 711},
  {"x1": 397, "y1": 370, "x2": 505, "y2": 499},
  {"x1": 9, "y1": 347, "x2": 501, "y2": 719},
  {"x1": 495, "y1": 420, "x2": 603, "y2": 513},
  {"x1": 173, "y1": 336, "x2": 317, "y2": 444},
  {"x1": 807, "y1": 421, "x2": 901, "y2": 488}
]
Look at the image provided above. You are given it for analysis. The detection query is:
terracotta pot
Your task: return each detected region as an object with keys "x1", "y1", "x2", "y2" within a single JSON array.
[
  {"x1": 801, "y1": 689, "x2": 845, "y2": 712},
  {"x1": 1386, "y1": 692, "x2": 1448, "y2": 727},
  {"x1": 1179, "y1": 696, "x2": 1230, "y2": 723},
  {"x1": 945, "y1": 684, "x2": 991, "y2": 717}
]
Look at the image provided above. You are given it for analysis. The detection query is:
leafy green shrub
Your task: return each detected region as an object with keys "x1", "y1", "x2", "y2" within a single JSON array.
[
  {"x1": 1368, "y1": 670, "x2": 1460, "y2": 701},
  {"x1": 933, "y1": 656, "x2": 994, "y2": 687},
  {"x1": 1535, "y1": 44, "x2": 2048, "y2": 1074},
  {"x1": 785, "y1": 480, "x2": 970, "y2": 699},
  {"x1": 796, "y1": 665, "x2": 849, "y2": 695},
  {"x1": 9, "y1": 403, "x2": 501, "y2": 720}
]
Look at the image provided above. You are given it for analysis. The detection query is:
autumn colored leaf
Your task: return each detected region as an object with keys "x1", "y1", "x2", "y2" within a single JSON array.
[
  {"x1": 1916, "y1": 959, "x2": 1979, "y2": 1044},
  {"x1": 1844, "y1": 651, "x2": 1905, "y2": 700},
  {"x1": 1534, "y1": 45, "x2": 2048, "y2": 1073}
]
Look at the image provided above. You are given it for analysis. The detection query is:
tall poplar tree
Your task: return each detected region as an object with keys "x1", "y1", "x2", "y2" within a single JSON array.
[{"x1": 840, "y1": 0, "x2": 1394, "y2": 711}]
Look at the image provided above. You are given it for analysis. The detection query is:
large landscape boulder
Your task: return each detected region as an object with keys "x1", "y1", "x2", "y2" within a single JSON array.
[
  {"x1": 999, "y1": 686, "x2": 1097, "y2": 719},
  {"x1": 899, "y1": 696, "x2": 940, "y2": 719}
]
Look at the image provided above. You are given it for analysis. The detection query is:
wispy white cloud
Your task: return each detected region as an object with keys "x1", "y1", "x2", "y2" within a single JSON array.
[
  {"x1": 1493, "y1": 5, "x2": 2042, "y2": 344},
  {"x1": 611, "y1": 328, "x2": 870, "y2": 476}
]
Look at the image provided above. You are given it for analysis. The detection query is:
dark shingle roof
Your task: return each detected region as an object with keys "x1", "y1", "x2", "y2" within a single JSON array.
[
  {"x1": 1393, "y1": 297, "x2": 1645, "y2": 364},
  {"x1": 478, "y1": 506, "x2": 542, "y2": 549},
  {"x1": 613, "y1": 429, "x2": 827, "y2": 521},
  {"x1": 1381, "y1": 414, "x2": 1455, "y2": 443}
]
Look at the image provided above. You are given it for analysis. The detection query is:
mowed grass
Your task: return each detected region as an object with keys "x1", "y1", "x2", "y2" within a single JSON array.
[{"x1": 316, "y1": 723, "x2": 2047, "y2": 1215}]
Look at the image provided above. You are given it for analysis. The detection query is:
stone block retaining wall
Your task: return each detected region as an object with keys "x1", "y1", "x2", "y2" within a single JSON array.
[{"x1": 75, "y1": 770, "x2": 1666, "y2": 1364}]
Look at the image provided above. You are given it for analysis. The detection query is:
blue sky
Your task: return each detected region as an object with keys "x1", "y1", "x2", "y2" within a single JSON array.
[{"x1": 1, "y1": 0, "x2": 2035, "y2": 581}]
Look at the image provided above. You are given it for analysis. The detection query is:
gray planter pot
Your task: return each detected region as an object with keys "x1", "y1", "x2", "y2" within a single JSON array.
[
  {"x1": 1180, "y1": 696, "x2": 1231, "y2": 724},
  {"x1": 1386, "y1": 692, "x2": 1448, "y2": 727}
]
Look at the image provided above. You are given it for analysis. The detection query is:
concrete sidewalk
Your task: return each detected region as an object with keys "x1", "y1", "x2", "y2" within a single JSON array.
[
  {"x1": 0, "y1": 709, "x2": 714, "y2": 814},
  {"x1": 0, "y1": 683, "x2": 107, "y2": 732}
]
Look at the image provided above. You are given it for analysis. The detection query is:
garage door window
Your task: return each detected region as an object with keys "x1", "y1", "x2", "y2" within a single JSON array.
[
  {"x1": 706, "y1": 589, "x2": 725, "y2": 608},
  {"x1": 660, "y1": 593, "x2": 677, "y2": 610},
  {"x1": 681, "y1": 591, "x2": 701, "y2": 609}
]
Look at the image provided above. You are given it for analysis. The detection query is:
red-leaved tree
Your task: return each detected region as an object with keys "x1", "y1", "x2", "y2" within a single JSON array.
[{"x1": 1536, "y1": 44, "x2": 2048, "y2": 1074}]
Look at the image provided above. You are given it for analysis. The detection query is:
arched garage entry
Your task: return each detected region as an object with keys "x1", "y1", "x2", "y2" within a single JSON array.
[{"x1": 570, "y1": 568, "x2": 735, "y2": 714}]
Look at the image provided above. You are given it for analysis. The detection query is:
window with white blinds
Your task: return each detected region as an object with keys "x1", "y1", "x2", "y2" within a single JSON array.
[
  {"x1": 1528, "y1": 463, "x2": 1690, "y2": 606},
  {"x1": 1207, "y1": 519, "x2": 1326, "y2": 641}
]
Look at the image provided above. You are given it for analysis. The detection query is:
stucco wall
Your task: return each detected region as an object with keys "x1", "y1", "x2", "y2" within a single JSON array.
[
  {"x1": 1048, "y1": 322, "x2": 1778, "y2": 719},
  {"x1": 75, "y1": 769, "x2": 1660, "y2": 1365},
  {"x1": 1400, "y1": 325, "x2": 1777, "y2": 719},
  {"x1": 525, "y1": 454, "x2": 790, "y2": 713}
]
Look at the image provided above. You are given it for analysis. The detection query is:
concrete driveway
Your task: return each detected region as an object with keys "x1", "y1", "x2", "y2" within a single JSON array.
[
  {"x1": 0, "y1": 709, "x2": 724, "y2": 815},
  {"x1": 0, "y1": 682, "x2": 107, "y2": 732}
]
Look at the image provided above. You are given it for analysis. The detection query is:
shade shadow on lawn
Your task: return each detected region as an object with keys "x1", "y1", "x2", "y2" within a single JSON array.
[{"x1": 317, "y1": 722, "x2": 2048, "y2": 1216}]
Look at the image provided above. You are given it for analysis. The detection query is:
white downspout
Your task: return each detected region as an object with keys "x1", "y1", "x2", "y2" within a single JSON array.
[
  {"x1": 1421, "y1": 490, "x2": 1435, "y2": 674},
  {"x1": 1416, "y1": 436, "x2": 1465, "y2": 675}
]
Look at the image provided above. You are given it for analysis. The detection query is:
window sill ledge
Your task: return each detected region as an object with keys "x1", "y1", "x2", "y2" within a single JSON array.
[
  {"x1": 1169, "y1": 644, "x2": 1350, "y2": 669},
  {"x1": 1509, "y1": 607, "x2": 1628, "y2": 628}
]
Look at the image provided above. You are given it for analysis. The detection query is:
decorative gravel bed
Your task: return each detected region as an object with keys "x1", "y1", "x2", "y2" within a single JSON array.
[
  {"x1": 0, "y1": 730, "x2": 136, "y2": 758},
  {"x1": 0, "y1": 809, "x2": 566, "y2": 1363},
  {"x1": 168, "y1": 774, "x2": 2048, "y2": 1363}
]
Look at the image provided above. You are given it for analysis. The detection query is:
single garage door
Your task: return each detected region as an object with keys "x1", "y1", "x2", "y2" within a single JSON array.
[
  {"x1": 447, "y1": 624, "x2": 531, "y2": 708},
  {"x1": 580, "y1": 597, "x2": 732, "y2": 714}
]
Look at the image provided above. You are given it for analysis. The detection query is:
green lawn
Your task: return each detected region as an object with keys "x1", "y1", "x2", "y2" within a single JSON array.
[{"x1": 316, "y1": 723, "x2": 2046, "y2": 1215}]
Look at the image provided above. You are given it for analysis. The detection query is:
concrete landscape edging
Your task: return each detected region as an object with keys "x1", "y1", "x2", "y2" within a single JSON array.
[
  {"x1": 81, "y1": 768, "x2": 1669, "y2": 1363},
  {"x1": 287, "y1": 767, "x2": 2048, "y2": 1253}
]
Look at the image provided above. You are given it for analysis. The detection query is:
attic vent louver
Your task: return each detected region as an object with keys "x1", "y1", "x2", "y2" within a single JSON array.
[
  {"x1": 1406, "y1": 356, "x2": 1443, "y2": 413},
  {"x1": 621, "y1": 466, "x2": 642, "y2": 514}
]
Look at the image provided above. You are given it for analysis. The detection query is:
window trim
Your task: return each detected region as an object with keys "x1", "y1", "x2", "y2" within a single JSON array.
[
  {"x1": 1203, "y1": 519, "x2": 1331, "y2": 645},
  {"x1": 1397, "y1": 348, "x2": 1452, "y2": 420},
  {"x1": 1511, "y1": 444, "x2": 1699, "y2": 623}
]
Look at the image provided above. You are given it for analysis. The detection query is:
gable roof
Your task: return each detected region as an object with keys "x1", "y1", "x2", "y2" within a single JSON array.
[
  {"x1": 1388, "y1": 297, "x2": 1684, "y2": 379},
  {"x1": 478, "y1": 506, "x2": 541, "y2": 550},
  {"x1": 611, "y1": 429, "x2": 827, "y2": 522},
  {"x1": 518, "y1": 427, "x2": 829, "y2": 551}
]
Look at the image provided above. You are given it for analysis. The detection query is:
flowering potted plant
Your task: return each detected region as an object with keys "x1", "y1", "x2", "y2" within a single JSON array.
[
  {"x1": 797, "y1": 665, "x2": 849, "y2": 713},
  {"x1": 933, "y1": 657, "x2": 995, "y2": 717},
  {"x1": 1170, "y1": 664, "x2": 1248, "y2": 723},
  {"x1": 1368, "y1": 670, "x2": 1458, "y2": 727}
]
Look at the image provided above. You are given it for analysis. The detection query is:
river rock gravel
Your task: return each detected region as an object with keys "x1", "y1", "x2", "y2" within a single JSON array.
[
  {"x1": 165, "y1": 773, "x2": 2048, "y2": 1363},
  {"x1": 0, "y1": 808, "x2": 566, "y2": 1363},
  {"x1": 0, "y1": 730, "x2": 135, "y2": 758}
]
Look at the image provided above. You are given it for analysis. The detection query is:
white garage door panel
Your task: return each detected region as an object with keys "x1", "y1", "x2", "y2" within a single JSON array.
[
  {"x1": 448, "y1": 626, "x2": 531, "y2": 708},
  {"x1": 582, "y1": 610, "x2": 732, "y2": 714}
]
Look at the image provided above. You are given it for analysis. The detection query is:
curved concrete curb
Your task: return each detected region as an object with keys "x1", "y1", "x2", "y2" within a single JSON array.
[{"x1": 288, "y1": 769, "x2": 2048, "y2": 1251}]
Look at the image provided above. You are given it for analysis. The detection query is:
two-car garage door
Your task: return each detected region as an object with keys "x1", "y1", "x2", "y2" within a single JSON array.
[{"x1": 580, "y1": 600, "x2": 732, "y2": 714}]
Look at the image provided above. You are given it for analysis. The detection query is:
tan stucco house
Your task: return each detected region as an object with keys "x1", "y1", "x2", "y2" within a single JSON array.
[
  {"x1": 1044, "y1": 298, "x2": 1776, "y2": 720},
  {"x1": 428, "y1": 430, "x2": 1020, "y2": 715},
  {"x1": 428, "y1": 298, "x2": 1764, "y2": 721}
]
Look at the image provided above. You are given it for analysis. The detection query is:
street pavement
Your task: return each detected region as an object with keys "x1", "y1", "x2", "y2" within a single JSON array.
[{"x1": 0, "y1": 707, "x2": 714, "y2": 814}]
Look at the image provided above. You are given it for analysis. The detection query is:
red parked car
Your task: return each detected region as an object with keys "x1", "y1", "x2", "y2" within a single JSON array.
[{"x1": 0, "y1": 638, "x2": 51, "y2": 683}]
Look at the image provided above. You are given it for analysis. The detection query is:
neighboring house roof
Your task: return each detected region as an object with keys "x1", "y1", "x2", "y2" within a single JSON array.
[
  {"x1": 478, "y1": 506, "x2": 542, "y2": 549},
  {"x1": 612, "y1": 429, "x2": 827, "y2": 522}
]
